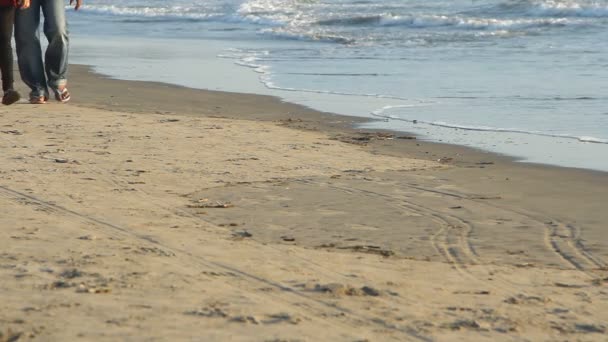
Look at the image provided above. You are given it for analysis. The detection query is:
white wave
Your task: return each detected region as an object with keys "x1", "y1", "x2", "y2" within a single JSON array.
[
  {"x1": 220, "y1": 49, "x2": 413, "y2": 100},
  {"x1": 256, "y1": 74, "x2": 410, "y2": 100},
  {"x1": 371, "y1": 104, "x2": 434, "y2": 116},
  {"x1": 83, "y1": 5, "x2": 211, "y2": 18},
  {"x1": 81, "y1": 5, "x2": 283, "y2": 26},
  {"x1": 371, "y1": 106, "x2": 608, "y2": 145},
  {"x1": 378, "y1": 14, "x2": 578, "y2": 30},
  {"x1": 259, "y1": 28, "x2": 355, "y2": 44},
  {"x1": 528, "y1": 0, "x2": 608, "y2": 18},
  {"x1": 578, "y1": 136, "x2": 608, "y2": 143},
  {"x1": 237, "y1": 0, "x2": 308, "y2": 27},
  {"x1": 81, "y1": 2, "x2": 594, "y2": 36},
  {"x1": 257, "y1": 15, "x2": 552, "y2": 45}
]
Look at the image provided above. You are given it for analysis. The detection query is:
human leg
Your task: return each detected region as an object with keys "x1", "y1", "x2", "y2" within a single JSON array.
[
  {"x1": 15, "y1": 0, "x2": 48, "y2": 99},
  {"x1": 0, "y1": 6, "x2": 21, "y2": 105},
  {"x1": 42, "y1": 0, "x2": 69, "y2": 92},
  {"x1": 0, "y1": 5, "x2": 16, "y2": 92}
]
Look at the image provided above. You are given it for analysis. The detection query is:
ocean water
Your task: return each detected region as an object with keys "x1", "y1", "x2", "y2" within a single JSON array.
[{"x1": 67, "y1": 0, "x2": 608, "y2": 171}]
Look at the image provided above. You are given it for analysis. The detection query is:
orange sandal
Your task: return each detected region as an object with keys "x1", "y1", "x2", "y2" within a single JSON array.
[{"x1": 30, "y1": 95, "x2": 48, "y2": 104}]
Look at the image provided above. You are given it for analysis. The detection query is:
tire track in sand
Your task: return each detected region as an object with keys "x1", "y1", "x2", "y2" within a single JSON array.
[
  {"x1": 293, "y1": 179, "x2": 511, "y2": 293},
  {"x1": 0, "y1": 183, "x2": 428, "y2": 341},
  {"x1": 404, "y1": 183, "x2": 607, "y2": 280}
]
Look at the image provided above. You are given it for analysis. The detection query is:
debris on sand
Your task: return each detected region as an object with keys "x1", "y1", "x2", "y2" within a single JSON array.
[
  {"x1": 230, "y1": 315, "x2": 260, "y2": 324},
  {"x1": 314, "y1": 283, "x2": 381, "y2": 297},
  {"x1": 184, "y1": 307, "x2": 229, "y2": 318},
  {"x1": 504, "y1": 294, "x2": 549, "y2": 305},
  {"x1": 232, "y1": 231, "x2": 253, "y2": 240},
  {"x1": 554, "y1": 282, "x2": 586, "y2": 289},
  {"x1": 76, "y1": 283, "x2": 111, "y2": 294},
  {"x1": 60, "y1": 269, "x2": 83, "y2": 279},
  {"x1": 574, "y1": 323, "x2": 606, "y2": 334},
  {"x1": 443, "y1": 319, "x2": 481, "y2": 330},
  {"x1": 337, "y1": 245, "x2": 395, "y2": 257},
  {"x1": 0, "y1": 329, "x2": 23, "y2": 342},
  {"x1": 330, "y1": 132, "x2": 400, "y2": 146},
  {"x1": 263, "y1": 313, "x2": 301, "y2": 325},
  {"x1": 47, "y1": 281, "x2": 73, "y2": 289},
  {"x1": 1, "y1": 130, "x2": 22, "y2": 135},
  {"x1": 590, "y1": 277, "x2": 608, "y2": 286},
  {"x1": 551, "y1": 322, "x2": 607, "y2": 334},
  {"x1": 188, "y1": 199, "x2": 234, "y2": 209}
]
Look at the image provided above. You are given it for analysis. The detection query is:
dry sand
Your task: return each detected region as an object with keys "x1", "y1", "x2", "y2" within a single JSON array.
[{"x1": 0, "y1": 67, "x2": 607, "y2": 341}]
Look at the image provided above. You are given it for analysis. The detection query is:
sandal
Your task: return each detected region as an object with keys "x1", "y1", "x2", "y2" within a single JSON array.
[
  {"x1": 2, "y1": 89, "x2": 21, "y2": 105},
  {"x1": 29, "y1": 95, "x2": 48, "y2": 104},
  {"x1": 54, "y1": 87, "x2": 71, "y2": 103}
]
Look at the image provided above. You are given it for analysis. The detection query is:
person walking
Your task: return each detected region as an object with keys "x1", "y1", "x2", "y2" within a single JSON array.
[
  {"x1": 0, "y1": 0, "x2": 28, "y2": 105},
  {"x1": 15, "y1": 0, "x2": 82, "y2": 104}
]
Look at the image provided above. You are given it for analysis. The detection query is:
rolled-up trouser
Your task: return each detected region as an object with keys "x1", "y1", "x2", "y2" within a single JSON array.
[
  {"x1": 15, "y1": 0, "x2": 68, "y2": 98},
  {"x1": 0, "y1": 5, "x2": 15, "y2": 92}
]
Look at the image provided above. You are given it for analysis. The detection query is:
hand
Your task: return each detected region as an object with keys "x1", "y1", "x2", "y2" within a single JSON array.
[
  {"x1": 69, "y1": 0, "x2": 82, "y2": 10},
  {"x1": 18, "y1": 0, "x2": 30, "y2": 9}
]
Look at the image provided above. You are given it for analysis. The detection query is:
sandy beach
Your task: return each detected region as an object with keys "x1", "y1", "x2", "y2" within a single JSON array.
[{"x1": 1, "y1": 66, "x2": 607, "y2": 341}]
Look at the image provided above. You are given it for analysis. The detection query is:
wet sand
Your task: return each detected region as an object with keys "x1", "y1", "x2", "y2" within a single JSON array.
[{"x1": 0, "y1": 65, "x2": 606, "y2": 341}]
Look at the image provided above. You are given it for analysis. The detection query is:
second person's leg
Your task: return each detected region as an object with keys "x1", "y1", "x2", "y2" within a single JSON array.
[
  {"x1": 42, "y1": 0, "x2": 69, "y2": 101},
  {"x1": 15, "y1": 0, "x2": 48, "y2": 101}
]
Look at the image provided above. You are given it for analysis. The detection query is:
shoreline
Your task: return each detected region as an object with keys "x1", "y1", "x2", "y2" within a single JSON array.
[
  {"x1": 67, "y1": 32, "x2": 608, "y2": 172},
  {"x1": 2, "y1": 64, "x2": 607, "y2": 340},
  {"x1": 69, "y1": 63, "x2": 607, "y2": 177}
]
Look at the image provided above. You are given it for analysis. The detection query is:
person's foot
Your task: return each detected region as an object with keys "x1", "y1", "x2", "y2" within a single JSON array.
[
  {"x1": 54, "y1": 87, "x2": 71, "y2": 103},
  {"x1": 29, "y1": 95, "x2": 48, "y2": 104},
  {"x1": 2, "y1": 89, "x2": 21, "y2": 105}
]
